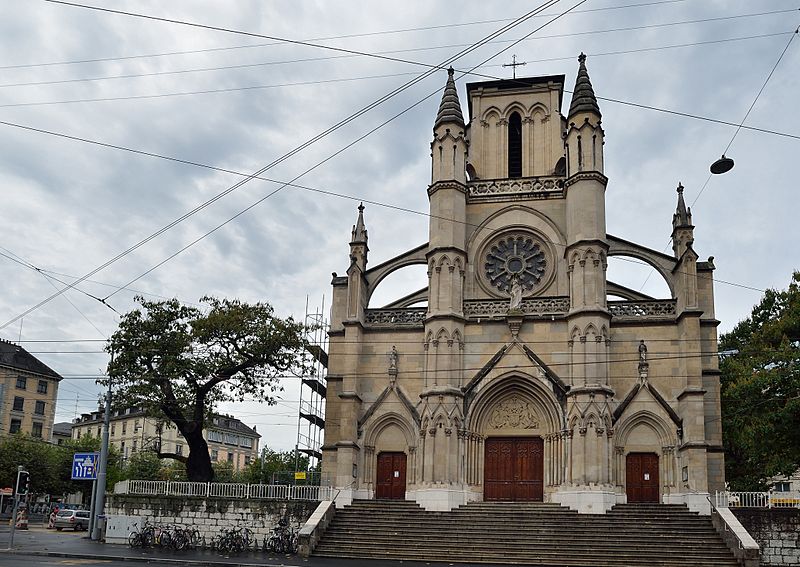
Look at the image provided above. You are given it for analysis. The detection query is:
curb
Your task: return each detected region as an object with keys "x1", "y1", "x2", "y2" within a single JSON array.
[{"x1": 0, "y1": 548, "x2": 304, "y2": 567}]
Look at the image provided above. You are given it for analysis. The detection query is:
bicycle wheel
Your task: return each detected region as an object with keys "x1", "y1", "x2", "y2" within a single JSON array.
[
  {"x1": 128, "y1": 532, "x2": 142, "y2": 548},
  {"x1": 172, "y1": 531, "x2": 187, "y2": 550}
]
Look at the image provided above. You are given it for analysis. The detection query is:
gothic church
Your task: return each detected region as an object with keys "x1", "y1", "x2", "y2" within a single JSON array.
[{"x1": 322, "y1": 56, "x2": 723, "y2": 514}]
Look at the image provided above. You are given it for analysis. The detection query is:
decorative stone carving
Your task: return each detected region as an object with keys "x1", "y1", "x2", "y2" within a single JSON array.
[
  {"x1": 488, "y1": 396, "x2": 539, "y2": 429},
  {"x1": 464, "y1": 297, "x2": 569, "y2": 319},
  {"x1": 365, "y1": 308, "x2": 426, "y2": 327},
  {"x1": 609, "y1": 300, "x2": 677, "y2": 320},
  {"x1": 484, "y1": 233, "x2": 548, "y2": 295},
  {"x1": 468, "y1": 176, "x2": 564, "y2": 200}
]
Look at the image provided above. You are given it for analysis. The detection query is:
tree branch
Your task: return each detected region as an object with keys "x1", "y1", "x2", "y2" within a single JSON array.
[{"x1": 157, "y1": 451, "x2": 188, "y2": 464}]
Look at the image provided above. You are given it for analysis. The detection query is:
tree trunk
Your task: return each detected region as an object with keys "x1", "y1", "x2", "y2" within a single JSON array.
[{"x1": 182, "y1": 426, "x2": 215, "y2": 482}]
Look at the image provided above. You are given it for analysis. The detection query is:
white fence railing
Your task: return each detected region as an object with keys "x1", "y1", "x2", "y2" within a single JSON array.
[
  {"x1": 114, "y1": 479, "x2": 334, "y2": 501},
  {"x1": 716, "y1": 490, "x2": 800, "y2": 509}
]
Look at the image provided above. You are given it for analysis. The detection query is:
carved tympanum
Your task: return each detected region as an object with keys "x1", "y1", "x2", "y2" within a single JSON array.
[{"x1": 488, "y1": 395, "x2": 539, "y2": 429}]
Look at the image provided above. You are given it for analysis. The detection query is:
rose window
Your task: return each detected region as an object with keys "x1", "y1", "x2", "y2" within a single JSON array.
[{"x1": 484, "y1": 234, "x2": 548, "y2": 294}]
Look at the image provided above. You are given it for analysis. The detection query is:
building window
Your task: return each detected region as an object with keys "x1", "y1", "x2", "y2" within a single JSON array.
[
  {"x1": 227, "y1": 452, "x2": 234, "y2": 463},
  {"x1": 176, "y1": 444, "x2": 183, "y2": 456},
  {"x1": 121, "y1": 442, "x2": 126, "y2": 459},
  {"x1": 244, "y1": 455, "x2": 251, "y2": 466},
  {"x1": 35, "y1": 401, "x2": 45, "y2": 415},
  {"x1": 96, "y1": 427, "x2": 101, "y2": 437},
  {"x1": 773, "y1": 482, "x2": 791, "y2": 492},
  {"x1": 211, "y1": 449, "x2": 219, "y2": 461},
  {"x1": 12, "y1": 397, "x2": 24, "y2": 412},
  {"x1": 31, "y1": 422, "x2": 43, "y2": 438},
  {"x1": 240, "y1": 437, "x2": 253, "y2": 449},
  {"x1": 37, "y1": 380, "x2": 48, "y2": 394},
  {"x1": 10, "y1": 419, "x2": 21, "y2": 434},
  {"x1": 15, "y1": 376, "x2": 27, "y2": 390},
  {"x1": 507, "y1": 111, "x2": 523, "y2": 178},
  {"x1": 122, "y1": 422, "x2": 127, "y2": 435},
  {"x1": 208, "y1": 430, "x2": 223, "y2": 443},
  {"x1": 111, "y1": 424, "x2": 116, "y2": 436}
]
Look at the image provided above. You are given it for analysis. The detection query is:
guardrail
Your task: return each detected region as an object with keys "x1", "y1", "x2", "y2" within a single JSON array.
[
  {"x1": 716, "y1": 490, "x2": 800, "y2": 509},
  {"x1": 114, "y1": 479, "x2": 334, "y2": 501}
]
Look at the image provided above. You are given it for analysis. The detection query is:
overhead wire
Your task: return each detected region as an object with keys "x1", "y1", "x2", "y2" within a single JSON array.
[
  {"x1": 2, "y1": 10, "x2": 795, "y2": 90},
  {"x1": 0, "y1": 32, "x2": 793, "y2": 109},
  {"x1": 0, "y1": 0, "x2": 579, "y2": 331},
  {"x1": 9, "y1": 0, "x2": 690, "y2": 71}
]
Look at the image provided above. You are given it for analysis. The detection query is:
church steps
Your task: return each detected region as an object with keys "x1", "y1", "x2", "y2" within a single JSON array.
[{"x1": 312, "y1": 501, "x2": 739, "y2": 565}]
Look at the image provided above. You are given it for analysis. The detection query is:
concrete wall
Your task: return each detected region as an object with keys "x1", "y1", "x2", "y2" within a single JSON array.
[
  {"x1": 105, "y1": 495, "x2": 317, "y2": 545},
  {"x1": 732, "y1": 508, "x2": 800, "y2": 566}
]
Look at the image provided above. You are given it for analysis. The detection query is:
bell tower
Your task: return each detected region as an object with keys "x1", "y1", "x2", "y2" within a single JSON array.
[{"x1": 558, "y1": 54, "x2": 616, "y2": 513}]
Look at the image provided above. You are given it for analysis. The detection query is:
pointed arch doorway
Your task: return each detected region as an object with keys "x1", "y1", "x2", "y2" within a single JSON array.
[
  {"x1": 626, "y1": 452, "x2": 659, "y2": 503},
  {"x1": 376, "y1": 452, "x2": 407, "y2": 499},
  {"x1": 484, "y1": 437, "x2": 544, "y2": 501}
]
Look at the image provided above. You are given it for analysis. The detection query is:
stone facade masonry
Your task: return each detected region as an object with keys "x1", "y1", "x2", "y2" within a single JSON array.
[
  {"x1": 106, "y1": 495, "x2": 317, "y2": 544},
  {"x1": 733, "y1": 509, "x2": 800, "y2": 566}
]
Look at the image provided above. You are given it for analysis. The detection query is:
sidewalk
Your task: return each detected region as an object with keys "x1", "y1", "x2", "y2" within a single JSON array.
[{"x1": 0, "y1": 526, "x2": 306, "y2": 567}]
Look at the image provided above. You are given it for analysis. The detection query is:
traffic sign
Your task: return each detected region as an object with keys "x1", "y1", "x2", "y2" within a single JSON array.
[{"x1": 71, "y1": 453, "x2": 99, "y2": 480}]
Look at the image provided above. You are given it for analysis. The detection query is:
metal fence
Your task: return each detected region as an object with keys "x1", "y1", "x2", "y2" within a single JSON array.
[
  {"x1": 716, "y1": 491, "x2": 800, "y2": 509},
  {"x1": 114, "y1": 479, "x2": 334, "y2": 501}
]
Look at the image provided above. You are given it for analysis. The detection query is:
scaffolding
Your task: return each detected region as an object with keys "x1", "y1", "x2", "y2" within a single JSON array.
[{"x1": 295, "y1": 297, "x2": 327, "y2": 473}]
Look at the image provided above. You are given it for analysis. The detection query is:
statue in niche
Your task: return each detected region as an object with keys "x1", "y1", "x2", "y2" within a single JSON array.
[
  {"x1": 638, "y1": 340, "x2": 648, "y2": 363},
  {"x1": 509, "y1": 275, "x2": 523, "y2": 310},
  {"x1": 388, "y1": 345, "x2": 398, "y2": 379}
]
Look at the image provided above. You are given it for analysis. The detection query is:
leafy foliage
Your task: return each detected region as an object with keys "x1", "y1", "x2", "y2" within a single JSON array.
[
  {"x1": 720, "y1": 271, "x2": 800, "y2": 490},
  {"x1": 0, "y1": 434, "x2": 122, "y2": 498},
  {"x1": 107, "y1": 296, "x2": 307, "y2": 481},
  {"x1": 242, "y1": 449, "x2": 310, "y2": 485}
]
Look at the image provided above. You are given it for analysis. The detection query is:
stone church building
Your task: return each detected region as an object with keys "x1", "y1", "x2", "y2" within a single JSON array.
[{"x1": 322, "y1": 56, "x2": 723, "y2": 514}]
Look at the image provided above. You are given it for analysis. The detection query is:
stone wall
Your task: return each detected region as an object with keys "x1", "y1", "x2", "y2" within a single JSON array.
[
  {"x1": 106, "y1": 494, "x2": 317, "y2": 545},
  {"x1": 732, "y1": 508, "x2": 800, "y2": 566}
]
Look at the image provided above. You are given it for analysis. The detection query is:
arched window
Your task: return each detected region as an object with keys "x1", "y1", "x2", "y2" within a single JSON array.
[{"x1": 508, "y1": 112, "x2": 522, "y2": 178}]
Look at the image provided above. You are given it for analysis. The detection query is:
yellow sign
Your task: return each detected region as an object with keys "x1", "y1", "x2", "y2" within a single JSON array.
[{"x1": 294, "y1": 472, "x2": 307, "y2": 480}]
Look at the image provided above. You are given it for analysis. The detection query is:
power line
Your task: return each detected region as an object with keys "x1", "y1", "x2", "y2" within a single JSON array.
[
  {"x1": 8, "y1": 0, "x2": 691, "y2": 71},
  {"x1": 0, "y1": 0, "x2": 579, "y2": 331},
  {"x1": 5, "y1": 10, "x2": 795, "y2": 90},
  {"x1": 1, "y1": 32, "x2": 793, "y2": 109}
]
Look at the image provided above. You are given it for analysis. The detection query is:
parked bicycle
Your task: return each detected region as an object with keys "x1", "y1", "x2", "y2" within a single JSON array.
[
  {"x1": 212, "y1": 525, "x2": 253, "y2": 554},
  {"x1": 265, "y1": 518, "x2": 298, "y2": 554}
]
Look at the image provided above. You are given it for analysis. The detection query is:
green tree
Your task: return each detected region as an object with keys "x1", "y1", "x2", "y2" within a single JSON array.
[
  {"x1": 720, "y1": 271, "x2": 800, "y2": 490},
  {"x1": 107, "y1": 296, "x2": 307, "y2": 482},
  {"x1": 123, "y1": 451, "x2": 163, "y2": 481},
  {"x1": 0, "y1": 435, "x2": 60, "y2": 494},
  {"x1": 243, "y1": 449, "x2": 310, "y2": 485}
]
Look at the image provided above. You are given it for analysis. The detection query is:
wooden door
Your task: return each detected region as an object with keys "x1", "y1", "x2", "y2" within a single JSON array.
[
  {"x1": 376, "y1": 452, "x2": 407, "y2": 500},
  {"x1": 484, "y1": 437, "x2": 543, "y2": 501},
  {"x1": 626, "y1": 452, "x2": 659, "y2": 503}
]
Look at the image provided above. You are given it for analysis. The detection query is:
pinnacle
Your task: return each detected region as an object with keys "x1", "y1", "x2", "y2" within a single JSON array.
[
  {"x1": 351, "y1": 202, "x2": 368, "y2": 243},
  {"x1": 434, "y1": 67, "x2": 464, "y2": 130},
  {"x1": 568, "y1": 53, "x2": 601, "y2": 119}
]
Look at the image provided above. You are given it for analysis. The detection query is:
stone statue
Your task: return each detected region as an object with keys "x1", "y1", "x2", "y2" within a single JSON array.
[
  {"x1": 509, "y1": 275, "x2": 523, "y2": 310},
  {"x1": 388, "y1": 345, "x2": 398, "y2": 375},
  {"x1": 638, "y1": 340, "x2": 647, "y2": 363}
]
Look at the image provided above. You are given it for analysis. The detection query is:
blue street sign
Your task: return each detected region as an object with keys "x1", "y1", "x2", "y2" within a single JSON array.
[{"x1": 71, "y1": 453, "x2": 99, "y2": 480}]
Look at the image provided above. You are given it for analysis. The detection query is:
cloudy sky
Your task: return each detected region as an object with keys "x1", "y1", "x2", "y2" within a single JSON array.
[{"x1": 1, "y1": 0, "x2": 798, "y2": 453}]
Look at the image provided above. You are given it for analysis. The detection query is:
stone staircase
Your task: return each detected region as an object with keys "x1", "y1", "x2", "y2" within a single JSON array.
[{"x1": 312, "y1": 500, "x2": 740, "y2": 566}]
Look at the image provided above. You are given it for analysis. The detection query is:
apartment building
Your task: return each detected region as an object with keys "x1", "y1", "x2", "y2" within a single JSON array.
[
  {"x1": 72, "y1": 407, "x2": 260, "y2": 471},
  {"x1": 0, "y1": 339, "x2": 61, "y2": 441}
]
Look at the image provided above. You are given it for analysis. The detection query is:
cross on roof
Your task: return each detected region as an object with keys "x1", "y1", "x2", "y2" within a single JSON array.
[{"x1": 502, "y1": 54, "x2": 526, "y2": 79}]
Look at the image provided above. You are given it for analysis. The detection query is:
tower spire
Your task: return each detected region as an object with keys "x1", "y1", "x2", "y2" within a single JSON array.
[
  {"x1": 568, "y1": 53, "x2": 601, "y2": 119},
  {"x1": 673, "y1": 183, "x2": 692, "y2": 228},
  {"x1": 351, "y1": 202, "x2": 367, "y2": 244},
  {"x1": 434, "y1": 67, "x2": 464, "y2": 130}
]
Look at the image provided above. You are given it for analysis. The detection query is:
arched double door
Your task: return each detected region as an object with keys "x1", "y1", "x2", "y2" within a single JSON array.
[{"x1": 484, "y1": 437, "x2": 544, "y2": 501}]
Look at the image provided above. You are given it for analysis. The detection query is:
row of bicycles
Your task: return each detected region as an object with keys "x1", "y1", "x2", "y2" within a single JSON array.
[{"x1": 127, "y1": 519, "x2": 298, "y2": 555}]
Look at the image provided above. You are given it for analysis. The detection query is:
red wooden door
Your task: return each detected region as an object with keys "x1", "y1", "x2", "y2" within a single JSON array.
[
  {"x1": 484, "y1": 437, "x2": 543, "y2": 501},
  {"x1": 376, "y1": 452, "x2": 407, "y2": 500},
  {"x1": 626, "y1": 453, "x2": 660, "y2": 503}
]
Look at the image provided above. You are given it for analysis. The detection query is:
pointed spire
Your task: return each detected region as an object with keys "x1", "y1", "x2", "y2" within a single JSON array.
[
  {"x1": 568, "y1": 53, "x2": 601, "y2": 119},
  {"x1": 434, "y1": 67, "x2": 464, "y2": 130},
  {"x1": 673, "y1": 183, "x2": 692, "y2": 228},
  {"x1": 351, "y1": 202, "x2": 368, "y2": 243}
]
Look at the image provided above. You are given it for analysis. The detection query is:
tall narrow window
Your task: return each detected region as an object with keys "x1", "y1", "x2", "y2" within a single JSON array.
[{"x1": 508, "y1": 112, "x2": 522, "y2": 178}]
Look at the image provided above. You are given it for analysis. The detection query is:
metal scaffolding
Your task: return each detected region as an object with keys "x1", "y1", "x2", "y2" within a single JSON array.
[{"x1": 295, "y1": 297, "x2": 327, "y2": 473}]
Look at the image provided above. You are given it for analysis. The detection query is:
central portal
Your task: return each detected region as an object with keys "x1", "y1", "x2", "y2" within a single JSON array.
[{"x1": 484, "y1": 437, "x2": 544, "y2": 501}]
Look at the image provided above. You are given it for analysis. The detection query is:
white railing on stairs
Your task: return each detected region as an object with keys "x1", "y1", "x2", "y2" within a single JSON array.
[
  {"x1": 716, "y1": 490, "x2": 800, "y2": 509},
  {"x1": 114, "y1": 479, "x2": 334, "y2": 501}
]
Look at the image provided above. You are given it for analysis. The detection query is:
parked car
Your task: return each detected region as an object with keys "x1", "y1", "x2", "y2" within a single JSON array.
[{"x1": 53, "y1": 509, "x2": 90, "y2": 531}]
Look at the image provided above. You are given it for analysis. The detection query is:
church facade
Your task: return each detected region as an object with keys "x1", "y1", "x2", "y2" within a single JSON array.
[{"x1": 322, "y1": 56, "x2": 724, "y2": 514}]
